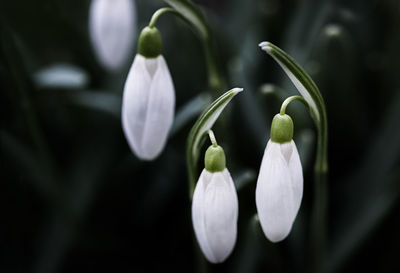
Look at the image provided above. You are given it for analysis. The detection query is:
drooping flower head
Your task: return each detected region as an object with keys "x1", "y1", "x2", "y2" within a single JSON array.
[
  {"x1": 256, "y1": 113, "x2": 303, "y2": 242},
  {"x1": 192, "y1": 138, "x2": 239, "y2": 263},
  {"x1": 122, "y1": 26, "x2": 175, "y2": 160},
  {"x1": 89, "y1": 0, "x2": 137, "y2": 70}
]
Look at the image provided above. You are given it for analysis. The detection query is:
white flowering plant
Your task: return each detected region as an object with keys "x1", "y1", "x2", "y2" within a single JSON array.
[{"x1": 2, "y1": 1, "x2": 400, "y2": 273}]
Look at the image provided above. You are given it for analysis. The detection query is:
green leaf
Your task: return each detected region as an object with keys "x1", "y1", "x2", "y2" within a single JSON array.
[
  {"x1": 259, "y1": 42, "x2": 324, "y2": 124},
  {"x1": 186, "y1": 88, "x2": 243, "y2": 197},
  {"x1": 163, "y1": 0, "x2": 209, "y2": 40}
]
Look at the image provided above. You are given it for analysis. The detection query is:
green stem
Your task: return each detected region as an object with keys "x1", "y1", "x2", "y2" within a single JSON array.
[
  {"x1": 148, "y1": 8, "x2": 179, "y2": 28},
  {"x1": 280, "y1": 95, "x2": 309, "y2": 115},
  {"x1": 207, "y1": 130, "x2": 218, "y2": 147},
  {"x1": 203, "y1": 38, "x2": 224, "y2": 92},
  {"x1": 310, "y1": 119, "x2": 328, "y2": 273},
  {"x1": 301, "y1": 91, "x2": 327, "y2": 273},
  {"x1": 150, "y1": 6, "x2": 224, "y2": 92},
  {"x1": 311, "y1": 169, "x2": 328, "y2": 273}
]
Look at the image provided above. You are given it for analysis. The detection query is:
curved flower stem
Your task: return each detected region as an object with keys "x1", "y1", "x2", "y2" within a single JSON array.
[
  {"x1": 280, "y1": 95, "x2": 309, "y2": 115},
  {"x1": 207, "y1": 130, "x2": 218, "y2": 147},
  {"x1": 148, "y1": 8, "x2": 180, "y2": 28},
  {"x1": 155, "y1": 1, "x2": 224, "y2": 92}
]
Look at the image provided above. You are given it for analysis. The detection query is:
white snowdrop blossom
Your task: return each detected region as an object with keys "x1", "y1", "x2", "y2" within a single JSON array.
[
  {"x1": 89, "y1": 0, "x2": 136, "y2": 70},
  {"x1": 122, "y1": 54, "x2": 175, "y2": 160},
  {"x1": 256, "y1": 114, "x2": 303, "y2": 242},
  {"x1": 192, "y1": 168, "x2": 238, "y2": 263},
  {"x1": 192, "y1": 141, "x2": 238, "y2": 263}
]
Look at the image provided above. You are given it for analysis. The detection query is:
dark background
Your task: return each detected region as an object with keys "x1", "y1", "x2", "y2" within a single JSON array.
[{"x1": 1, "y1": 0, "x2": 399, "y2": 272}]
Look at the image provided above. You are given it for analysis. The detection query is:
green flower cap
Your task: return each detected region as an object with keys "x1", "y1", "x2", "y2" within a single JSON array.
[
  {"x1": 270, "y1": 114, "x2": 294, "y2": 143},
  {"x1": 138, "y1": 26, "x2": 162, "y2": 58},
  {"x1": 204, "y1": 144, "x2": 226, "y2": 173}
]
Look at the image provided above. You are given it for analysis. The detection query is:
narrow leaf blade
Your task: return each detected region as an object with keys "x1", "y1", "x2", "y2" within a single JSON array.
[{"x1": 259, "y1": 41, "x2": 323, "y2": 123}]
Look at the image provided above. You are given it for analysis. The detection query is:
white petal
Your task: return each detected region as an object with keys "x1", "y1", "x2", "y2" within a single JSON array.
[
  {"x1": 89, "y1": 0, "x2": 136, "y2": 70},
  {"x1": 122, "y1": 55, "x2": 175, "y2": 160},
  {"x1": 256, "y1": 140, "x2": 297, "y2": 242},
  {"x1": 287, "y1": 140, "x2": 303, "y2": 217},
  {"x1": 192, "y1": 170, "x2": 215, "y2": 262},
  {"x1": 192, "y1": 169, "x2": 238, "y2": 263},
  {"x1": 122, "y1": 55, "x2": 151, "y2": 158},
  {"x1": 278, "y1": 140, "x2": 303, "y2": 219},
  {"x1": 140, "y1": 56, "x2": 175, "y2": 159}
]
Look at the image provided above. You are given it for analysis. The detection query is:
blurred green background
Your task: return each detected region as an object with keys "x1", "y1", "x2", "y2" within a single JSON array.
[{"x1": 1, "y1": 0, "x2": 399, "y2": 272}]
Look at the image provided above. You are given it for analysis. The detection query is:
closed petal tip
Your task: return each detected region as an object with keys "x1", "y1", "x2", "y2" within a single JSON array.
[{"x1": 263, "y1": 223, "x2": 292, "y2": 243}]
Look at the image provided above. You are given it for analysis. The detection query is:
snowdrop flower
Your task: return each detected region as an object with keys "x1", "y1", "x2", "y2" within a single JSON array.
[
  {"x1": 89, "y1": 0, "x2": 136, "y2": 70},
  {"x1": 122, "y1": 26, "x2": 175, "y2": 160},
  {"x1": 192, "y1": 135, "x2": 238, "y2": 263},
  {"x1": 256, "y1": 113, "x2": 303, "y2": 242}
]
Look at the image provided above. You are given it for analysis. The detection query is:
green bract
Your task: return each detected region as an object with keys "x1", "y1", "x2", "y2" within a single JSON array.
[
  {"x1": 204, "y1": 145, "x2": 226, "y2": 173},
  {"x1": 138, "y1": 26, "x2": 162, "y2": 58},
  {"x1": 270, "y1": 114, "x2": 294, "y2": 143},
  {"x1": 186, "y1": 88, "x2": 242, "y2": 197}
]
